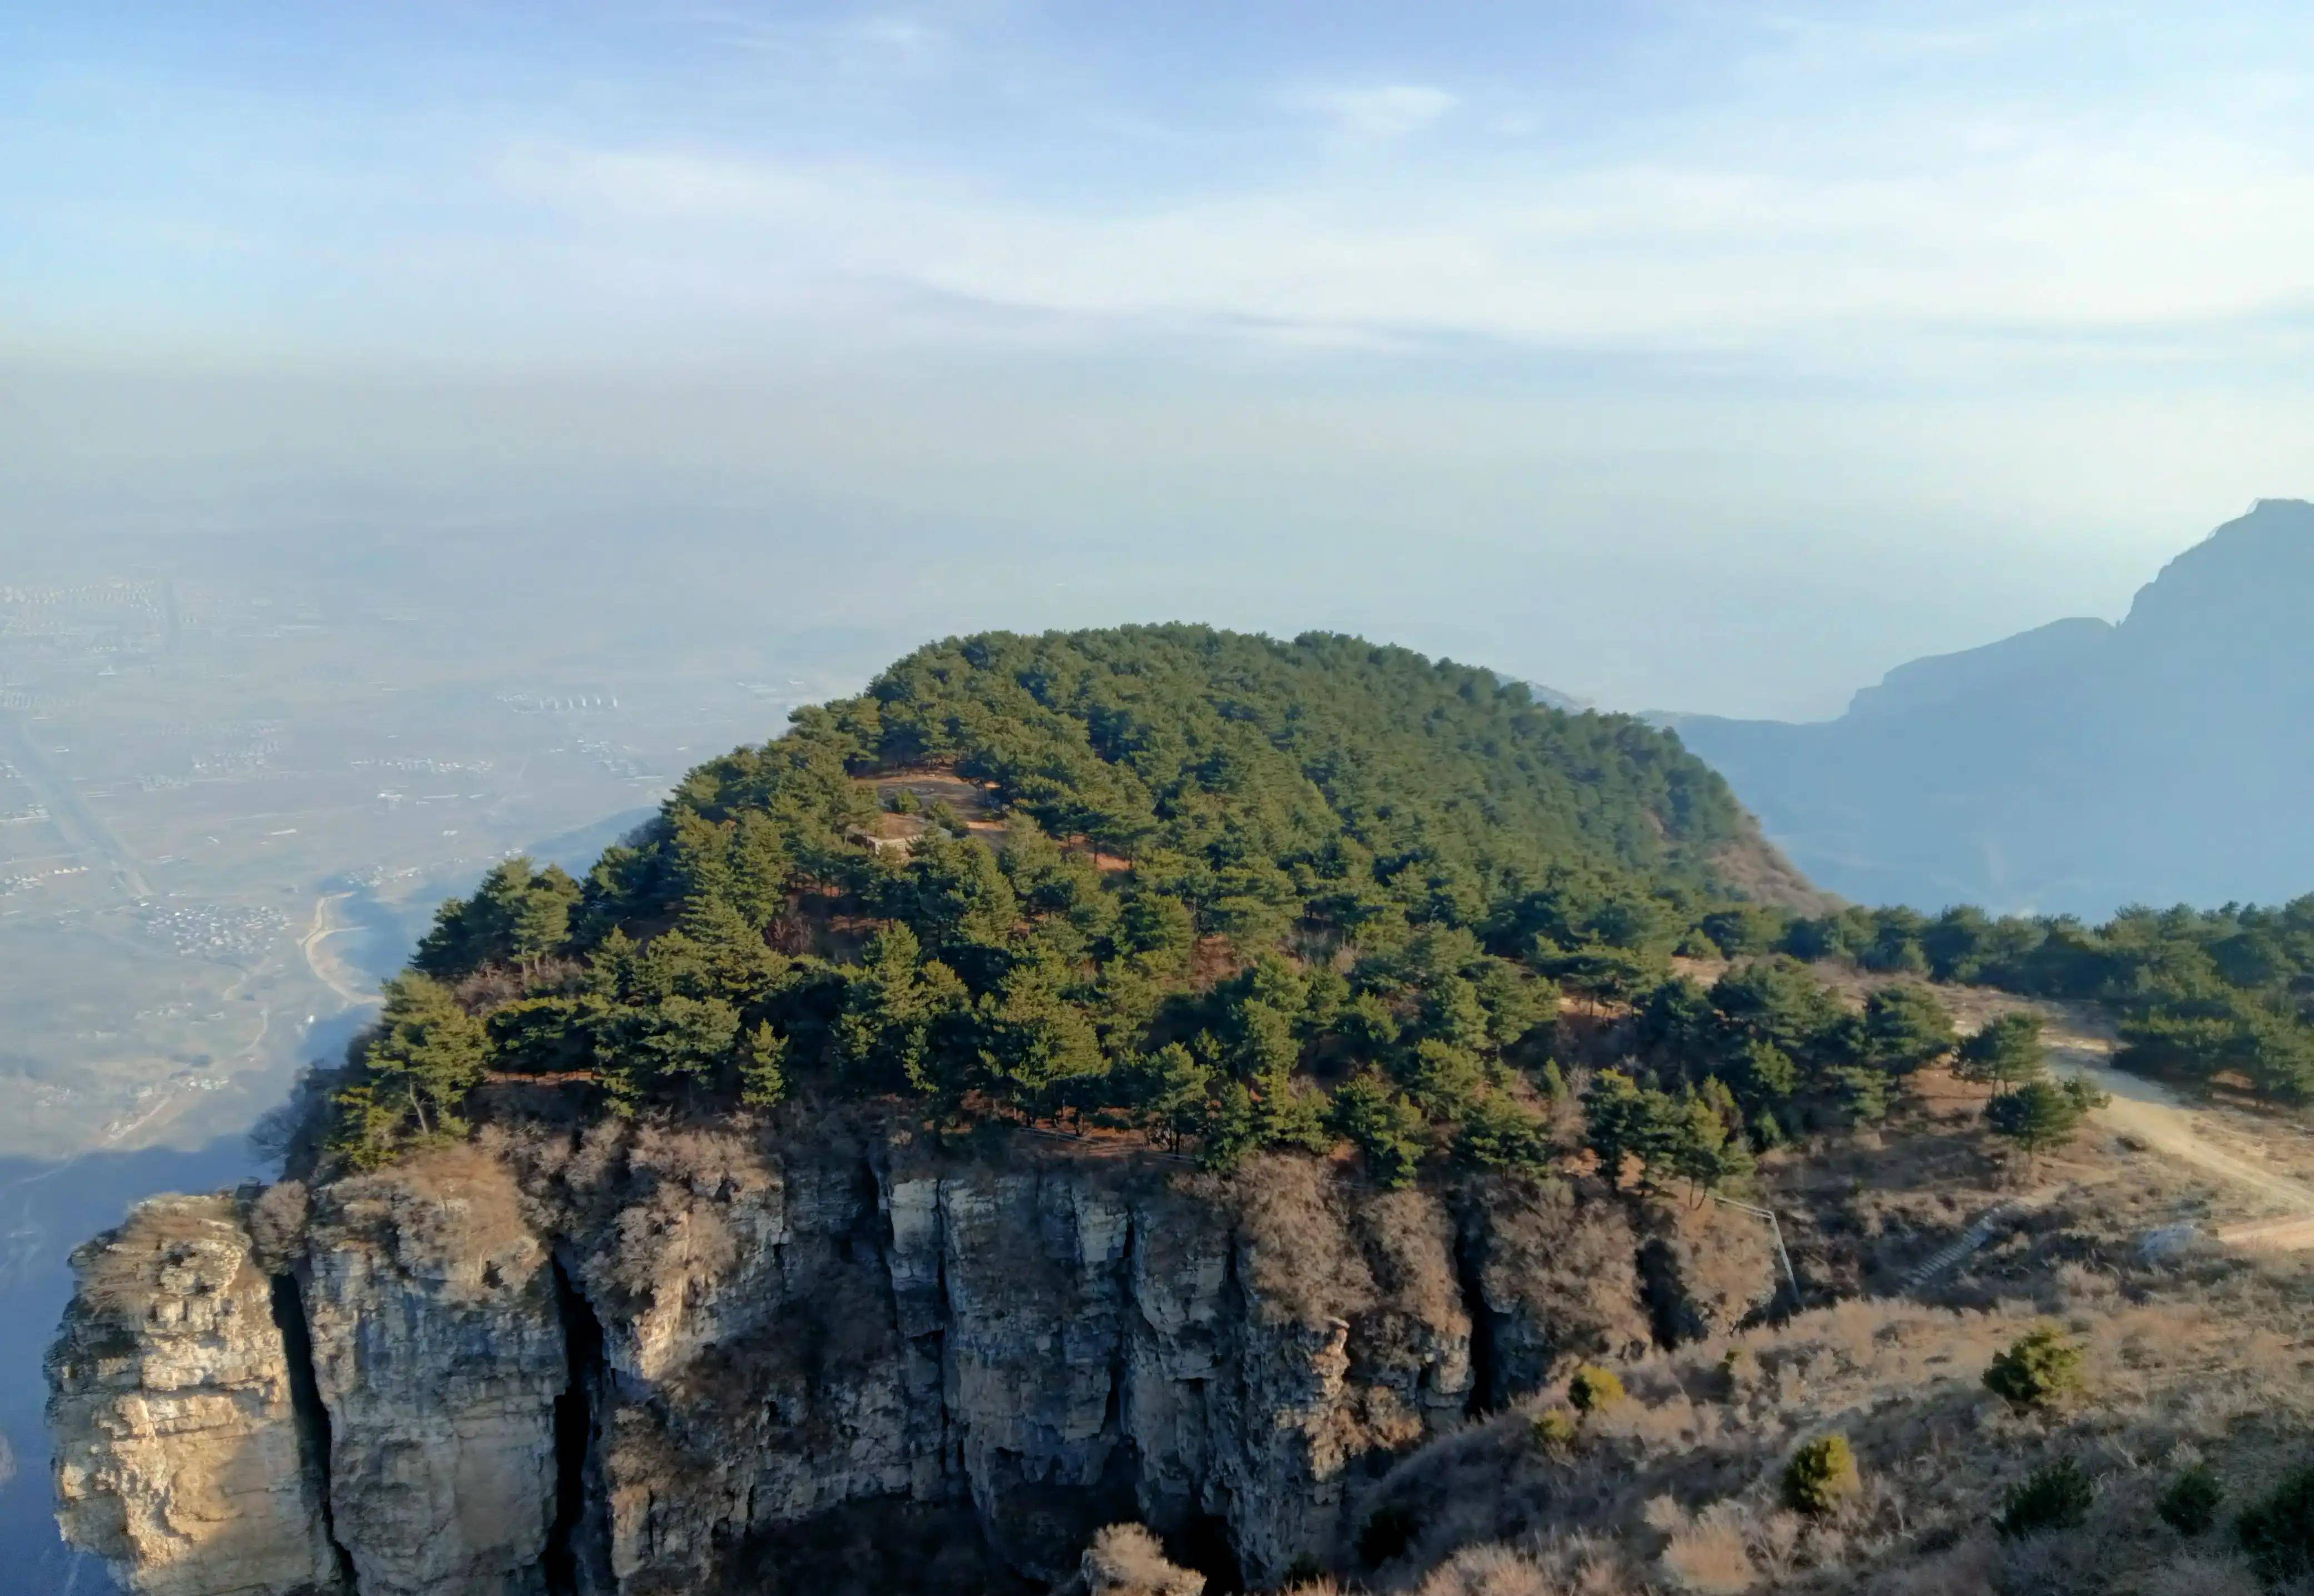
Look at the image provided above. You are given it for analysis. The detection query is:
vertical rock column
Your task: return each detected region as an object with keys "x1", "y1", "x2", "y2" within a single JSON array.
[
  {"x1": 937, "y1": 1167, "x2": 1138, "y2": 1579},
  {"x1": 46, "y1": 1193, "x2": 343, "y2": 1596},
  {"x1": 303, "y1": 1151, "x2": 568, "y2": 1596}
]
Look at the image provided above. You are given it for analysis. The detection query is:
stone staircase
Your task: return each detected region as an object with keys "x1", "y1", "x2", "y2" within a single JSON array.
[{"x1": 1898, "y1": 1193, "x2": 2048, "y2": 1295}]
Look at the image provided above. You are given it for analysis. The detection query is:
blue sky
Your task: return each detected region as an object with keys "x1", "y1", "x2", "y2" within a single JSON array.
[{"x1": 4, "y1": 2, "x2": 2313, "y2": 714}]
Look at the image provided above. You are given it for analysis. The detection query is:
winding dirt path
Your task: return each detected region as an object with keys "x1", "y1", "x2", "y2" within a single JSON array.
[{"x1": 2037, "y1": 1006, "x2": 2314, "y2": 1251}]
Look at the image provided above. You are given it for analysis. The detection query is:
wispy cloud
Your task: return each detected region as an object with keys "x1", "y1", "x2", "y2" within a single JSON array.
[
  {"x1": 492, "y1": 116, "x2": 2314, "y2": 368},
  {"x1": 13, "y1": 0, "x2": 2314, "y2": 380},
  {"x1": 1283, "y1": 84, "x2": 1459, "y2": 141}
]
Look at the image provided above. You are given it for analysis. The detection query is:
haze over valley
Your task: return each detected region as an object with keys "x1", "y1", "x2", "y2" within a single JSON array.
[{"x1": 11, "y1": 4, "x2": 2314, "y2": 1595}]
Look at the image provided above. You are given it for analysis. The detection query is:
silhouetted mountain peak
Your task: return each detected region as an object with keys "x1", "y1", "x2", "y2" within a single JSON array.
[{"x1": 2123, "y1": 497, "x2": 2314, "y2": 646}]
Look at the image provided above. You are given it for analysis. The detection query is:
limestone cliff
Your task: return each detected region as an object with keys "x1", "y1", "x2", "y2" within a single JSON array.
[
  {"x1": 46, "y1": 1193, "x2": 345, "y2": 1596},
  {"x1": 48, "y1": 1126, "x2": 1776, "y2": 1596}
]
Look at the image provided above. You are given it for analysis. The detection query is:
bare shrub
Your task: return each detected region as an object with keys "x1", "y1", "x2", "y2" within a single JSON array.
[
  {"x1": 609, "y1": 1183, "x2": 739, "y2": 1302},
  {"x1": 1227, "y1": 1154, "x2": 1376, "y2": 1327},
  {"x1": 1996, "y1": 1526, "x2": 2103, "y2": 1592},
  {"x1": 1351, "y1": 1179, "x2": 1462, "y2": 1341},
  {"x1": 1639, "y1": 1201, "x2": 1777, "y2": 1343},
  {"x1": 247, "y1": 1064, "x2": 342, "y2": 1177},
  {"x1": 629, "y1": 1121, "x2": 778, "y2": 1200},
  {"x1": 244, "y1": 1179, "x2": 309, "y2": 1272},
  {"x1": 1657, "y1": 1503, "x2": 1756, "y2": 1594},
  {"x1": 566, "y1": 1116, "x2": 632, "y2": 1195},
  {"x1": 1471, "y1": 1174, "x2": 1650, "y2": 1365},
  {"x1": 1079, "y1": 1524, "x2": 1203, "y2": 1596},
  {"x1": 1414, "y1": 1542, "x2": 1561, "y2": 1596},
  {"x1": 1861, "y1": 1533, "x2": 1997, "y2": 1595},
  {"x1": 71, "y1": 1195, "x2": 248, "y2": 1319}
]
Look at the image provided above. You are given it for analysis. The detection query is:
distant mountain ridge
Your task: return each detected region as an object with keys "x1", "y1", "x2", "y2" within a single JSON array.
[{"x1": 1672, "y1": 498, "x2": 2314, "y2": 916}]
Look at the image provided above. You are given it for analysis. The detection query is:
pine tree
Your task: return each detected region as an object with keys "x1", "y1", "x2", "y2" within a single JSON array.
[
  {"x1": 1582, "y1": 1069, "x2": 1666, "y2": 1189},
  {"x1": 1118, "y1": 1043, "x2": 1212, "y2": 1148},
  {"x1": 1957, "y1": 1012, "x2": 2050, "y2": 1094},
  {"x1": 725, "y1": 810, "x2": 792, "y2": 928},
  {"x1": 974, "y1": 957, "x2": 1106, "y2": 1119},
  {"x1": 1857, "y1": 984, "x2": 1957, "y2": 1074},
  {"x1": 1665, "y1": 1088, "x2": 1752, "y2": 1196},
  {"x1": 738, "y1": 1022, "x2": 788, "y2": 1107},
  {"x1": 1985, "y1": 1078, "x2": 2087, "y2": 1156},
  {"x1": 1454, "y1": 1093, "x2": 1556, "y2": 1176},
  {"x1": 346, "y1": 973, "x2": 490, "y2": 1147},
  {"x1": 834, "y1": 924, "x2": 947, "y2": 1092},
  {"x1": 1331, "y1": 1072, "x2": 1428, "y2": 1188}
]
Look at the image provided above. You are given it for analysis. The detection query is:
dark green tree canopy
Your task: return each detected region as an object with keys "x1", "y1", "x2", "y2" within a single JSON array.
[{"x1": 323, "y1": 625, "x2": 1787, "y2": 1172}]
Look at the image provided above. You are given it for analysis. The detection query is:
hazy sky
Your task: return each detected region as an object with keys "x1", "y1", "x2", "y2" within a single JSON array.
[{"x1": 6, "y1": 2, "x2": 2313, "y2": 717}]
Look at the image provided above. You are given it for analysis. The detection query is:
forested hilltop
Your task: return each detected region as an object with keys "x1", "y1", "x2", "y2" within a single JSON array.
[
  {"x1": 314, "y1": 623, "x2": 2314, "y2": 1188},
  {"x1": 314, "y1": 626, "x2": 1802, "y2": 1175}
]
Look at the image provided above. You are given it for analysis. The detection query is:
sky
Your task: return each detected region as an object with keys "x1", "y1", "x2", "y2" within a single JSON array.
[{"x1": 4, "y1": 1, "x2": 2313, "y2": 717}]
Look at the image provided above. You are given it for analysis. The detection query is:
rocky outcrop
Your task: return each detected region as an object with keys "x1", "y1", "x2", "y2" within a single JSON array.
[
  {"x1": 46, "y1": 1192, "x2": 347, "y2": 1596},
  {"x1": 48, "y1": 1130, "x2": 1775, "y2": 1596}
]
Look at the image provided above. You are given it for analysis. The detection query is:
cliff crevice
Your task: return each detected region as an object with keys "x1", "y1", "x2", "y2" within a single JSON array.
[{"x1": 266, "y1": 1271, "x2": 354, "y2": 1592}]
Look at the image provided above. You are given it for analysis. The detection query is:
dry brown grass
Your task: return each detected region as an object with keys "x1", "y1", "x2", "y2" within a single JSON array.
[
  {"x1": 1336, "y1": 1207, "x2": 2314, "y2": 1596},
  {"x1": 1640, "y1": 1201, "x2": 1778, "y2": 1344},
  {"x1": 1657, "y1": 1501, "x2": 1760, "y2": 1594},
  {"x1": 1412, "y1": 1543, "x2": 1562, "y2": 1596},
  {"x1": 326, "y1": 1139, "x2": 536, "y2": 1275},
  {"x1": 1079, "y1": 1524, "x2": 1205, "y2": 1596}
]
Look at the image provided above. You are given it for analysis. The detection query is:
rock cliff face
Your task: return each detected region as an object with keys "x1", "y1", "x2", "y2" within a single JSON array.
[
  {"x1": 46, "y1": 1193, "x2": 345, "y2": 1596},
  {"x1": 48, "y1": 1126, "x2": 1776, "y2": 1596}
]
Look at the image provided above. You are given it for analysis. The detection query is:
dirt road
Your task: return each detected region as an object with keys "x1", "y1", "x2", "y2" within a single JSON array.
[{"x1": 2037, "y1": 1005, "x2": 2314, "y2": 1251}]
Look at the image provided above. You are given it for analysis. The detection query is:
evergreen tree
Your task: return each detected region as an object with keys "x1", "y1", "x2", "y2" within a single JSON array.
[
  {"x1": 1582, "y1": 1069, "x2": 1663, "y2": 1189},
  {"x1": 1984, "y1": 1077, "x2": 2088, "y2": 1156},
  {"x1": 1198, "y1": 1080, "x2": 1262, "y2": 1172},
  {"x1": 1116, "y1": 1043, "x2": 1213, "y2": 1148},
  {"x1": 1453, "y1": 1094, "x2": 1556, "y2": 1175},
  {"x1": 1395, "y1": 1038, "x2": 1485, "y2": 1119},
  {"x1": 1116, "y1": 890, "x2": 1197, "y2": 970},
  {"x1": 341, "y1": 973, "x2": 490, "y2": 1148},
  {"x1": 725, "y1": 810, "x2": 793, "y2": 928},
  {"x1": 738, "y1": 1022, "x2": 788, "y2": 1107},
  {"x1": 1956, "y1": 1012, "x2": 2050, "y2": 1094},
  {"x1": 1332, "y1": 1073, "x2": 1428, "y2": 1188},
  {"x1": 412, "y1": 856, "x2": 580, "y2": 978},
  {"x1": 627, "y1": 994, "x2": 743, "y2": 1092},
  {"x1": 1665, "y1": 1088, "x2": 1754, "y2": 1195},
  {"x1": 1856, "y1": 984, "x2": 1957, "y2": 1074},
  {"x1": 1710, "y1": 958, "x2": 1849, "y2": 1069},
  {"x1": 1725, "y1": 1038, "x2": 1801, "y2": 1118},
  {"x1": 974, "y1": 957, "x2": 1106, "y2": 1118}
]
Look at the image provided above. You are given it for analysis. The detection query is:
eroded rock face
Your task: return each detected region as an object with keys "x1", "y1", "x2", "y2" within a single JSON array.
[
  {"x1": 45, "y1": 1192, "x2": 345, "y2": 1596},
  {"x1": 302, "y1": 1149, "x2": 568, "y2": 1596},
  {"x1": 49, "y1": 1134, "x2": 1772, "y2": 1596}
]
